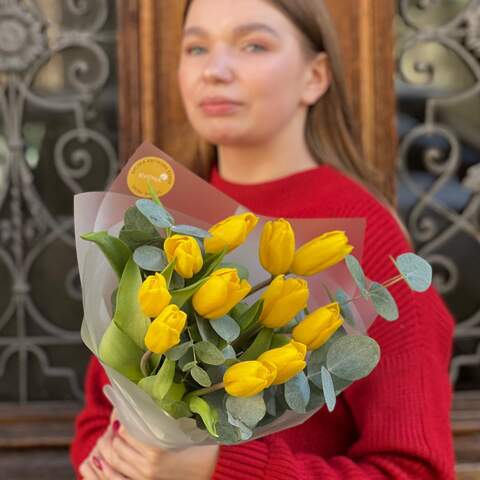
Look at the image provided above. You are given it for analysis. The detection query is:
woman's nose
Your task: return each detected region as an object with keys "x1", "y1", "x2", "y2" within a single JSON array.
[{"x1": 202, "y1": 50, "x2": 234, "y2": 83}]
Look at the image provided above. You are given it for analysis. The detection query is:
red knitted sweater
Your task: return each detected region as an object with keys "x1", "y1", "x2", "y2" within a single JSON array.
[{"x1": 71, "y1": 163, "x2": 456, "y2": 479}]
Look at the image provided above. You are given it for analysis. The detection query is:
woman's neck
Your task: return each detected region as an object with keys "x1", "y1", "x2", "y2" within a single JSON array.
[{"x1": 216, "y1": 115, "x2": 318, "y2": 185}]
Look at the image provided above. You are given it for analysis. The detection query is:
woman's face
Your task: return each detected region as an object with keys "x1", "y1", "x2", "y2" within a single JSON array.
[{"x1": 178, "y1": 0, "x2": 318, "y2": 146}]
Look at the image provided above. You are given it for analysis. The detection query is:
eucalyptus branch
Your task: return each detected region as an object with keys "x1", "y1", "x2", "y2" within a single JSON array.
[
  {"x1": 189, "y1": 382, "x2": 225, "y2": 397},
  {"x1": 247, "y1": 277, "x2": 273, "y2": 297},
  {"x1": 342, "y1": 274, "x2": 405, "y2": 306}
]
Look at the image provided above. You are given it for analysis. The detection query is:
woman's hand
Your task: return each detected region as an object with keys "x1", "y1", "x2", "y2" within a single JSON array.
[{"x1": 80, "y1": 413, "x2": 219, "y2": 480}]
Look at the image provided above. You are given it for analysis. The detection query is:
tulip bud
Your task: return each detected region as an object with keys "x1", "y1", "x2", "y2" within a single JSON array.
[
  {"x1": 258, "y1": 340, "x2": 307, "y2": 384},
  {"x1": 259, "y1": 219, "x2": 295, "y2": 276},
  {"x1": 144, "y1": 304, "x2": 187, "y2": 354},
  {"x1": 292, "y1": 302, "x2": 344, "y2": 350},
  {"x1": 223, "y1": 360, "x2": 277, "y2": 397},
  {"x1": 192, "y1": 268, "x2": 251, "y2": 320},
  {"x1": 259, "y1": 275, "x2": 309, "y2": 329},
  {"x1": 138, "y1": 272, "x2": 172, "y2": 318},
  {"x1": 204, "y1": 212, "x2": 259, "y2": 254},
  {"x1": 164, "y1": 234, "x2": 203, "y2": 279},
  {"x1": 291, "y1": 231, "x2": 353, "y2": 276}
]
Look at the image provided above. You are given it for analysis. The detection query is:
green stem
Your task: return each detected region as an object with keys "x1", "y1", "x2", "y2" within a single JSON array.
[
  {"x1": 140, "y1": 350, "x2": 153, "y2": 377},
  {"x1": 189, "y1": 382, "x2": 225, "y2": 398}
]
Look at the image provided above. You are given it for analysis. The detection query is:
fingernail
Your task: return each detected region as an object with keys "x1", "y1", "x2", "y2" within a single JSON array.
[
  {"x1": 112, "y1": 419, "x2": 121, "y2": 432},
  {"x1": 92, "y1": 456, "x2": 103, "y2": 471}
]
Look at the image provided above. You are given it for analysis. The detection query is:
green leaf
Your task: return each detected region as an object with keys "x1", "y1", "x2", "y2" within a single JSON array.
[
  {"x1": 284, "y1": 372, "x2": 310, "y2": 413},
  {"x1": 368, "y1": 282, "x2": 399, "y2": 321},
  {"x1": 219, "y1": 263, "x2": 249, "y2": 280},
  {"x1": 138, "y1": 375, "x2": 156, "y2": 397},
  {"x1": 345, "y1": 254, "x2": 368, "y2": 298},
  {"x1": 191, "y1": 365, "x2": 212, "y2": 387},
  {"x1": 171, "y1": 277, "x2": 209, "y2": 308},
  {"x1": 156, "y1": 399, "x2": 192, "y2": 419},
  {"x1": 133, "y1": 245, "x2": 168, "y2": 272},
  {"x1": 321, "y1": 367, "x2": 336, "y2": 412},
  {"x1": 113, "y1": 257, "x2": 151, "y2": 350},
  {"x1": 99, "y1": 321, "x2": 144, "y2": 383},
  {"x1": 225, "y1": 394, "x2": 266, "y2": 429},
  {"x1": 136, "y1": 199, "x2": 174, "y2": 229},
  {"x1": 270, "y1": 334, "x2": 291, "y2": 349},
  {"x1": 171, "y1": 272, "x2": 185, "y2": 290},
  {"x1": 236, "y1": 299, "x2": 264, "y2": 331},
  {"x1": 171, "y1": 225, "x2": 212, "y2": 239},
  {"x1": 153, "y1": 358, "x2": 176, "y2": 399},
  {"x1": 394, "y1": 252, "x2": 432, "y2": 292},
  {"x1": 239, "y1": 328, "x2": 273, "y2": 361},
  {"x1": 326, "y1": 335, "x2": 380, "y2": 381},
  {"x1": 230, "y1": 302, "x2": 249, "y2": 320},
  {"x1": 335, "y1": 289, "x2": 356, "y2": 327},
  {"x1": 161, "y1": 259, "x2": 176, "y2": 288},
  {"x1": 166, "y1": 341, "x2": 193, "y2": 361},
  {"x1": 209, "y1": 315, "x2": 240, "y2": 343},
  {"x1": 194, "y1": 341, "x2": 225, "y2": 365},
  {"x1": 81, "y1": 231, "x2": 130, "y2": 279},
  {"x1": 189, "y1": 396, "x2": 218, "y2": 437}
]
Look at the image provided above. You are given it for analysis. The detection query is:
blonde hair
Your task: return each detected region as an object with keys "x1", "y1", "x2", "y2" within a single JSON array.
[{"x1": 182, "y1": 0, "x2": 411, "y2": 245}]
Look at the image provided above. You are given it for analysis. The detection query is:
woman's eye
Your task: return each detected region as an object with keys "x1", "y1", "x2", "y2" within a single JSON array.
[
  {"x1": 243, "y1": 43, "x2": 267, "y2": 53},
  {"x1": 185, "y1": 46, "x2": 207, "y2": 55}
]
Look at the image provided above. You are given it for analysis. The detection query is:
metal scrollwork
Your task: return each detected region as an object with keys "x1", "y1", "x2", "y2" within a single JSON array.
[
  {"x1": 0, "y1": 0, "x2": 117, "y2": 402},
  {"x1": 396, "y1": 0, "x2": 480, "y2": 388}
]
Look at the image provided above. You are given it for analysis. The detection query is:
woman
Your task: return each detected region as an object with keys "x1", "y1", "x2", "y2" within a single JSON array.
[{"x1": 72, "y1": 0, "x2": 456, "y2": 478}]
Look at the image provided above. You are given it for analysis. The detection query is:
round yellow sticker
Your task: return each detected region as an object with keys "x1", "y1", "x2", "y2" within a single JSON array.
[{"x1": 127, "y1": 156, "x2": 175, "y2": 198}]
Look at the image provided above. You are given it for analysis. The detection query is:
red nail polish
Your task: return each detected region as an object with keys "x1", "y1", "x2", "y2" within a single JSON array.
[
  {"x1": 112, "y1": 419, "x2": 121, "y2": 432},
  {"x1": 92, "y1": 456, "x2": 103, "y2": 471}
]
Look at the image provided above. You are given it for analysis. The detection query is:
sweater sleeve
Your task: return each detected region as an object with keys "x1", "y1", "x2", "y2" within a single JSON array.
[
  {"x1": 70, "y1": 356, "x2": 113, "y2": 478},
  {"x1": 212, "y1": 200, "x2": 456, "y2": 480}
]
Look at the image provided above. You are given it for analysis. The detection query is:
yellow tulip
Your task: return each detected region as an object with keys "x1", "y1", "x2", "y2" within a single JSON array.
[
  {"x1": 223, "y1": 360, "x2": 277, "y2": 397},
  {"x1": 259, "y1": 275, "x2": 309, "y2": 329},
  {"x1": 192, "y1": 268, "x2": 251, "y2": 320},
  {"x1": 259, "y1": 219, "x2": 295, "y2": 276},
  {"x1": 144, "y1": 304, "x2": 187, "y2": 354},
  {"x1": 164, "y1": 234, "x2": 203, "y2": 279},
  {"x1": 258, "y1": 340, "x2": 307, "y2": 385},
  {"x1": 138, "y1": 273, "x2": 172, "y2": 318},
  {"x1": 204, "y1": 212, "x2": 259, "y2": 254},
  {"x1": 292, "y1": 302, "x2": 344, "y2": 350},
  {"x1": 291, "y1": 231, "x2": 354, "y2": 276}
]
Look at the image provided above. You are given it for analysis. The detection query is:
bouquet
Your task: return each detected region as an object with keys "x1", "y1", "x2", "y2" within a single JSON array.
[{"x1": 74, "y1": 142, "x2": 432, "y2": 447}]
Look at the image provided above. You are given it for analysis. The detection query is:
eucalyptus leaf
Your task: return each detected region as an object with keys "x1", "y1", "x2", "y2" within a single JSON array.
[
  {"x1": 226, "y1": 412, "x2": 253, "y2": 440},
  {"x1": 284, "y1": 372, "x2": 310, "y2": 413},
  {"x1": 113, "y1": 257, "x2": 150, "y2": 350},
  {"x1": 156, "y1": 399, "x2": 192, "y2": 419},
  {"x1": 99, "y1": 321, "x2": 144, "y2": 383},
  {"x1": 326, "y1": 335, "x2": 380, "y2": 381},
  {"x1": 394, "y1": 252, "x2": 432, "y2": 292},
  {"x1": 188, "y1": 396, "x2": 218, "y2": 437},
  {"x1": 210, "y1": 315, "x2": 241, "y2": 343},
  {"x1": 191, "y1": 365, "x2": 212, "y2": 387},
  {"x1": 345, "y1": 254, "x2": 368, "y2": 298},
  {"x1": 166, "y1": 341, "x2": 193, "y2": 361},
  {"x1": 194, "y1": 341, "x2": 225, "y2": 365},
  {"x1": 181, "y1": 361, "x2": 197, "y2": 372},
  {"x1": 153, "y1": 358, "x2": 176, "y2": 399},
  {"x1": 335, "y1": 288, "x2": 356, "y2": 327},
  {"x1": 133, "y1": 245, "x2": 168, "y2": 272},
  {"x1": 194, "y1": 312, "x2": 221, "y2": 346},
  {"x1": 368, "y1": 282, "x2": 399, "y2": 321},
  {"x1": 136, "y1": 199, "x2": 174, "y2": 228},
  {"x1": 178, "y1": 348, "x2": 195, "y2": 371},
  {"x1": 119, "y1": 227, "x2": 162, "y2": 251},
  {"x1": 225, "y1": 394, "x2": 266, "y2": 429},
  {"x1": 171, "y1": 225, "x2": 212, "y2": 238},
  {"x1": 321, "y1": 366, "x2": 336, "y2": 412},
  {"x1": 81, "y1": 231, "x2": 130, "y2": 279},
  {"x1": 239, "y1": 328, "x2": 273, "y2": 361},
  {"x1": 306, "y1": 383, "x2": 325, "y2": 411}
]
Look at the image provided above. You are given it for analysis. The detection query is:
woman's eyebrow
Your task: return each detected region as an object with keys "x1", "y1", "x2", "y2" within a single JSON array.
[{"x1": 182, "y1": 22, "x2": 280, "y2": 40}]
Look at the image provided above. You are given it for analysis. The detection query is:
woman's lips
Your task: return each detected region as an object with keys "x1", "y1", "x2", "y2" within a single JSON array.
[{"x1": 199, "y1": 99, "x2": 243, "y2": 116}]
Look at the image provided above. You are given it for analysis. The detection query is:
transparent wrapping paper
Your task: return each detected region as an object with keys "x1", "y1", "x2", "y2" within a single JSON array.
[{"x1": 74, "y1": 142, "x2": 377, "y2": 448}]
